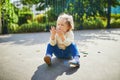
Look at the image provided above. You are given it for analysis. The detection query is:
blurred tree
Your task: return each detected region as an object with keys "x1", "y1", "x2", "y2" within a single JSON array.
[
  {"x1": 20, "y1": 0, "x2": 120, "y2": 29},
  {"x1": 1, "y1": 0, "x2": 11, "y2": 34},
  {"x1": 21, "y1": 0, "x2": 45, "y2": 10},
  {"x1": 1, "y1": 0, "x2": 19, "y2": 34},
  {"x1": 103, "y1": 0, "x2": 120, "y2": 28}
]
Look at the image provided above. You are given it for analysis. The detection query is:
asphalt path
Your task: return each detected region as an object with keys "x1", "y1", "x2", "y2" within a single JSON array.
[{"x1": 0, "y1": 29, "x2": 120, "y2": 80}]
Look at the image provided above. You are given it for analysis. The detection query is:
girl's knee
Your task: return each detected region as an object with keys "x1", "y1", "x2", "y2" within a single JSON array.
[
  {"x1": 47, "y1": 43, "x2": 52, "y2": 47},
  {"x1": 47, "y1": 43, "x2": 56, "y2": 48},
  {"x1": 68, "y1": 43, "x2": 77, "y2": 48}
]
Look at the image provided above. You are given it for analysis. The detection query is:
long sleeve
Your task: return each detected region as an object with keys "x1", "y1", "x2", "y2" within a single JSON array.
[
  {"x1": 62, "y1": 31, "x2": 74, "y2": 46},
  {"x1": 49, "y1": 37, "x2": 56, "y2": 46}
]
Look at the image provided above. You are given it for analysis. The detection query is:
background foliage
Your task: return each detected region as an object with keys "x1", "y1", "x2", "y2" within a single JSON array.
[{"x1": 0, "y1": 0, "x2": 120, "y2": 33}]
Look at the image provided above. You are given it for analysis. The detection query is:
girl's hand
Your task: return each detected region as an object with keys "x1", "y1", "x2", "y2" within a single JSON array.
[
  {"x1": 50, "y1": 26, "x2": 56, "y2": 40},
  {"x1": 50, "y1": 26, "x2": 56, "y2": 35}
]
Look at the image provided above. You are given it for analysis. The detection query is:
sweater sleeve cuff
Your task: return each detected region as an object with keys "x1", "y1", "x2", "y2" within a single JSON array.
[{"x1": 49, "y1": 38, "x2": 56, "y2": 46}]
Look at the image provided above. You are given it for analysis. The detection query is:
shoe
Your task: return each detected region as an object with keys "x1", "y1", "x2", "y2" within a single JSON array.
[
  {"x1": 69, "y1": 59, "x2": 80, "y2": 67},
  {"x1": 44, "y1": 56, "x2": 51, "y2": 66}
]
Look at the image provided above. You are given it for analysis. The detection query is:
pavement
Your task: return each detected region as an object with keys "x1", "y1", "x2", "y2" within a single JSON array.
[{"x1": 0, "y1": 29, "x2": 120, "y2": 80}]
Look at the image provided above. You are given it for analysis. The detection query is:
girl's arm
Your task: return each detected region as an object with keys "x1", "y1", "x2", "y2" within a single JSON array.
[{"x1": 62, "y1": 31, "x2": 74, "y2": 46}]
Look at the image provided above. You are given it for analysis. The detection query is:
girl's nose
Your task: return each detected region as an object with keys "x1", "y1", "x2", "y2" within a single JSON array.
[{"x1": 56, "y1": 27, "x2": 60, "y2": 30}]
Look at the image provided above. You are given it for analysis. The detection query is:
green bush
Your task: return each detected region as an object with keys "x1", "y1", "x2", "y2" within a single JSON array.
[
  {"x1": 48, "y1": 21, "x2": 56, "y2": 26},
  {"x1": 111, "y1": 14, "x2": 120, "y2": 20},
  {"x1": 95, "y1": 18, "x2": 105, "y2": 29},
  {"x1": 111, "y1": 19, "x2": 120, "y2": 28},
  {"x1": 8, "y1": 23, "x2": 19, "y2": 33},
  {"x1": 74, "y1": 22, "x2": 81, "y2": 30},
  {"x1": 8, "y1": 21, "x2": 57, "y2": 33},
  {"x1": 11, "y1": 13, "x2": 19, "y2": 24},
  {"x1": 18, "y1": 22, "x2": 46, "y2": 33},
  {"x1": 110, "y1": 14, "x2": 120, "y2": 28},
  {"x1": 34, "y1": 14, "x2": 46, "y2": 23},
  {"x1": 18, "y1": 12, "x2": 33, "y2": 25},
  {"x1": 82, "y1": 17, "x2": 104, "y2": 29}
]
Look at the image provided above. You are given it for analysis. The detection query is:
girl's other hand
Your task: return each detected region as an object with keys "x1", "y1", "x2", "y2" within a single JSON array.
[
  {"x1": 50, "y1": 26, "x2": 56, "y2": 35},
  {"x1": 50, "y1": 26, "x2": 56, "y2": 40}
]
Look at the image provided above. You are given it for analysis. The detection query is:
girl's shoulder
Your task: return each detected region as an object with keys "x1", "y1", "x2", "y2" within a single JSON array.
[
  {"x1": 67, "y1": 30, "x2": 73, "y2": 34},
  {"x1": 66, "y1": 30, "x2": 74, "y2": 36}
]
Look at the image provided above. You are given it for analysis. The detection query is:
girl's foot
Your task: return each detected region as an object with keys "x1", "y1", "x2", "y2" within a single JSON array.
[
  {"x1": 69, "y1": 59, "x2": 80, "y2": 67},
  {"x1": 44, "y1": 56, "x2": 51, "y2": 66}
]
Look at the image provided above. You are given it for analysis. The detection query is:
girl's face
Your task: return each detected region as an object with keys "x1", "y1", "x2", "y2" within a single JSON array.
[{"x1": 56, "y1": 18, "x2": 70, "y2": 33}]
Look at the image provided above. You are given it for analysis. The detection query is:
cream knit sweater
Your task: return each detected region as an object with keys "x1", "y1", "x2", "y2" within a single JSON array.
[{"x1": 49, "y1": 31, "x2": 74, "y2": 50}]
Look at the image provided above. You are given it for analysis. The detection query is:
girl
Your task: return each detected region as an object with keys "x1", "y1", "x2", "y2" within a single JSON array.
[{"x1": 44, "y1": 13, "x2": 80, "y2": 67}]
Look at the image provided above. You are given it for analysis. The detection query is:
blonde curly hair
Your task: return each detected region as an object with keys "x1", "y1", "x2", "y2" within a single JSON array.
[{"x1": 57, "y1": 13, "x2": 74, "y2": 31}]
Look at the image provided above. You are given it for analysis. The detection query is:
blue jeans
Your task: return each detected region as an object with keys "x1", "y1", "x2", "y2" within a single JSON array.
[{"x1": 46, "y1": 43, "x2": 80, "y2": 59}]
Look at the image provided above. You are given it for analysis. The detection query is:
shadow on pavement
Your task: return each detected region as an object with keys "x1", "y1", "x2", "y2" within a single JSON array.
[
  {"x1": 31, "y1": 58, "x2": 79, "y2": 80},
  {"x1": 0, "y1": 33, "x2": 50, "y2": 45}
]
